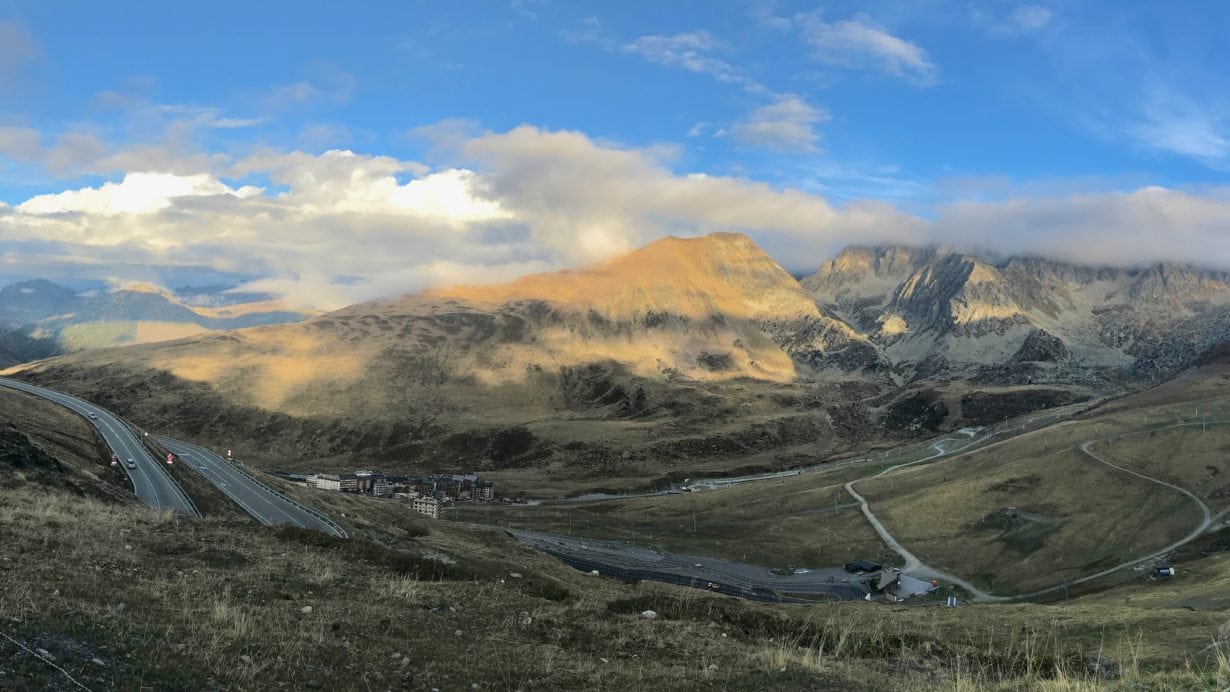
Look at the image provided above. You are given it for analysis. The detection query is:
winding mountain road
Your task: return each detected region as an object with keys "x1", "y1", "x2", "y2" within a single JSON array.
[
  {"x1": 0, "y1": 376, "x2": 344, "y2": 536},
  {"x1": 158, "y1": 437, "x2": 347, "y2": 538},
  {"x1": 0, "y1": 376, "x2": 198, "y2": 516},
  {"x1": 845, "y1": 437, "x2": 1009, "y2": 602},
  {"x1": 846, "y1": 418, "x2": 1224, "y2": 603},
  {"x1": 1010, "y1": 424, "x2": 1219, "y2": 600}
]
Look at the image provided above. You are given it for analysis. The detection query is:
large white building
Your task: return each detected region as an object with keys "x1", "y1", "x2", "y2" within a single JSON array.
[
  {"x1": 308, "y1": 474, "x2": 342, "y2": 491},
  {"x1": 412, "y1": 494, "x2": 445, "y2": 519}
]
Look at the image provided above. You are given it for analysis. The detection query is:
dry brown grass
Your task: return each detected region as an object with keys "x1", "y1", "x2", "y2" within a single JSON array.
[{"x1": 1, "y1": 472, "x2": 1227, "y2": 690}]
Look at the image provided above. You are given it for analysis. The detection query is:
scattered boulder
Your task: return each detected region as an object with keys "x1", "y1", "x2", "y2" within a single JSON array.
[
  {"x1": 1086, "y1": 653, "x2": 1119, "y2": 680},
  {"x1": 1012, "y1": 329, "x2": 1069, "y2": 363}
]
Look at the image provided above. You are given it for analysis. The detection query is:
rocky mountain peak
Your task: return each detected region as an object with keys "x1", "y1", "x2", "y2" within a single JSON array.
[
  {"x1": 808, "y1": 244, "x2": 943, "y2": 287},
  {"x1": 427, "y1": 232, "x2": 821, "y2": 322},
  {"x1": 882, "y1": 254, "x2": 1024, "y2": 336},
  {"x1": 1127, "y1": 262, "x2": 1230, "y2": 306}
]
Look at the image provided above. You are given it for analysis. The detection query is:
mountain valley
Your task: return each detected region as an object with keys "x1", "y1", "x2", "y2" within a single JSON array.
[{"x1": 12, "y1": 233, "x2": 1230, "y2": 495}]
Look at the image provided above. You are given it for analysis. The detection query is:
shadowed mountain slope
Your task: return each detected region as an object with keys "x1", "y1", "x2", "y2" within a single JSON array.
[{"x1": 13, "y1": 235, "x2": 1230, "y2": 490}]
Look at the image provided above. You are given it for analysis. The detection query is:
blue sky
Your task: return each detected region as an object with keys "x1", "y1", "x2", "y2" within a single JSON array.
[{"x1": 2, "y1": 1, "x2": 1230, "y2": 307}]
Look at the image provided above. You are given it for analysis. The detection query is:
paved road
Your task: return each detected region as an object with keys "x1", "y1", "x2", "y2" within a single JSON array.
[
  {"x1": 511, "y1": 529, "x2": 870, "y2": 602},
  {"x1": 1010, "y1": 423, "x2": 1220, "y2": 600},
  {"x1": 0, "y1": 376, "x2": 198, "y2": 516},
  {"x1": 844, "y1": 438, "x2": 1007, "y2": 603},
  {"x1": 846, "y1": 416, "x2": 1226, "y2": 603},
  {"x1": 157, "y1": 437, "x2": 347, "y2": 538}
]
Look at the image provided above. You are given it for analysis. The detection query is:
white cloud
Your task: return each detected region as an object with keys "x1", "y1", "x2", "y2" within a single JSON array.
[
  {"x1": 0, "y1": 97, "x2": 260, "y2": 178},
  {"x1": 797, "y1": 12, "x2": 938, "y2": 86},
  {"x1": 1009, "y1": 6, "x2": 1053, "y2": 31},
  {"x1": 732, "y1": 96, "x2": 828, "y2": 152},
  {"x1": 15, "y1": 172, "x2": 261, "y2": 216},
  {"x1": 980, "y1": 5, "x2": 1054, "y2": 37},
  {"x1": 936, "y1": 186, "x2": 1230, "y2": 267},
  {"x1": 559, "y1": 17, "x2": 614, "y2": 49},
  {"x1": 1130, "y1": 117, "x2": 1230, "y2": 162},
  {"x1": 1, "y1": 126, "x2": 922, "y2": 307},
  {"x1": 748, "y1": 1, "x2": 792, "y2": 31},
  {"x1": 231, "y1": 149, "x2": 506, "y2": 223},
  {"x1": 622, "y1": 31, "x2": 740, "y2": 83},
  {"x1": 509, "y1": 0, "x2": 546, "y2": 20},
  {"x1": 262, "y1": 67, "x2": 357, "y2": 112},
  {"x1": 205, "y1": 116, "x2": 265, "y2": 129},
  {"x1": 570, "y1": 23, "x2": 771, "y2": 95},
  {"x1": 458, "y1": 125, "x2": 917, "y2": 265},
  {"x1": 1125, "y1": 93, "x2": 1230, "y2": 166}
]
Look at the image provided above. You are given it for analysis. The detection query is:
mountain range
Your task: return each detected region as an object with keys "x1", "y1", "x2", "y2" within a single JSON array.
[
  {"x1": 0, "y1": 279, "x2": 315, "y2": 363},
  {"x1": 10, "y1": 232, "x2": 1230, "y2": 488}
]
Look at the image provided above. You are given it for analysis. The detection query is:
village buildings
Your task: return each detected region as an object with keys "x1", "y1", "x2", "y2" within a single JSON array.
[{"x1": 286, "y1": 470, "x2": 496, "y2": 519}]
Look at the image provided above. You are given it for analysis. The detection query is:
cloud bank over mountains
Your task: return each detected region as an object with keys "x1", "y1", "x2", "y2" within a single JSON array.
[{"x1": 4, "y1": 122, "x2": 1230, "y2": 310}]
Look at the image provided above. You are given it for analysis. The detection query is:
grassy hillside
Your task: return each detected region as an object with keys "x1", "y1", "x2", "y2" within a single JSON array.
[
  {"x1": 0, "y1": 389, "x2": 1228, "y2": 688},
  {"x1": 857, "y1": 420, "x2": 1203, "y2": 595},
  {"x1": 0, "y1": 387, "x2": 130, "y2": 502},
  {"x1": 453, "y1": 366, "x2": 1230, "y2": 606},
  {"x1": 4, "y1": 485, "x2": 1229, "y2": 690}
]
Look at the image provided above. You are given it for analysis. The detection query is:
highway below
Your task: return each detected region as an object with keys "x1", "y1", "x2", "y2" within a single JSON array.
[
  {"x1": 0, "y1": 376, "x2": 345, "y2": 536},
  {"x1": 510, "y1": 529, "x2": 870, "y2": 602},
  {"x1": 157, "y1": 436, "x2": 347, "y2": 538},
  {"x1": 0, "y1": 376, "x2": 198, "y2": 516}
]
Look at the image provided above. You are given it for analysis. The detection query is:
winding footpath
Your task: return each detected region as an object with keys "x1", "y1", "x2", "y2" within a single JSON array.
[{"x1": 846, "y1": 418, "x2": 1225, "y2": 603}]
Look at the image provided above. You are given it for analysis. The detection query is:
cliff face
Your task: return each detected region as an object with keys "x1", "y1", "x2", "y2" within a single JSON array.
[{"x1": 803, "y1": 245, "x2": 1230, "y2": 384}]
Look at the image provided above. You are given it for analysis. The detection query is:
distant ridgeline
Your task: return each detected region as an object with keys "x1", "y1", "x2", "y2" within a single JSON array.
[{"x1": 0, "y1": 279, "x2": 314, "y2": 361}]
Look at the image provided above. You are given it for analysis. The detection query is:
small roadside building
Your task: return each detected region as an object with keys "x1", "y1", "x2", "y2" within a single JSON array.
[{"x1": 871, "y1": 569, "x2": 939, "y2": 603}]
